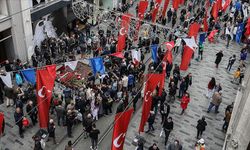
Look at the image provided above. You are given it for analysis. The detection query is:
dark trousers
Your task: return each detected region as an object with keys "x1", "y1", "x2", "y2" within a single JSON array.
[
  {"x1": 197, "y1": 130, "x2": 203, "y2": 138},
  {"x1": 91, "y1": 138, "x2": 98, "y2": 149},
  {"x1": 222, "y1": 121, "x2": 229, "y2": 131},
  {"x1": 226, "y1": 63, "x2": 233, "y2": 71},
  {"x1": 30, "y1": 114, "x2": 37, "y2": 126},
  {"x1": 67, "y1": 125, "x2": 72, "y2": 137},
  {"x1": 164, "y1": 130, "x2": 171, "y2": 145},
  {"x1": 17, "y1": 123, "x2": 23, "y2": 136},
  {"x1": 147, "y1": 123, "x2": 154, "y2": 132},
  {"x1": 57, "y1": 116, "x2": 65, "y2": 126}
]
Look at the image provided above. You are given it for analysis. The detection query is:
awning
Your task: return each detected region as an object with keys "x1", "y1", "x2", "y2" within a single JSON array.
[{"x1": 31, "y1": 0, "x2": 71, "y2": 21}]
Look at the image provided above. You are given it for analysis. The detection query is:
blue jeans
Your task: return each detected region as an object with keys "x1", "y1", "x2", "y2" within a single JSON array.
[{"x1": 207, "y1": 102, "x2": 219, "y2": 112}]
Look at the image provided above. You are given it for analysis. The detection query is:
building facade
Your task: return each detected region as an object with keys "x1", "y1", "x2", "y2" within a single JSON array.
[
  {"x1": 0, "y1": 0, "x2": 72, "y2": 63},
  {"x1": 223, "y1": 65, "x2": 250, "y2": 150}
]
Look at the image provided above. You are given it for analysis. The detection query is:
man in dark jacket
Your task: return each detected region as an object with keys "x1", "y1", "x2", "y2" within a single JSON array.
[
  {"x1": 146, "y1": 111, "x2": 155, "y2": 133},
  {"x1": 160, "y1": 103, "x2": 170, "y2": 124},
  {"x1": 163, "y1": 117, "x2": 174, "y2": 145},
  {"x1": 149, "y1": 143, "x2": 160, "y2": 150},
  {"x1": 14, "y1": 107, "x2": 24, "y2": 138},
  {"x1": 89, "y1": 124, "x2": 100, "y2": 150},
  {"x1": 66, "y1": 110, "x2": 75, "y2": 138},
  {"x1": 26, "y1": 100, "x2": 38, "y2": 126},
  {"x1": 55, "y1": 101, "x2": 66, "y2": 126},
  {"x1": 47, "y1": 119, "x2": 58, "y2": 144},
  {"x1": 196, "y1": 116, "x2": 207, "y2": 139},
  {"x1": 168, "y1": 140, "x2": 183, "y2": 150}
]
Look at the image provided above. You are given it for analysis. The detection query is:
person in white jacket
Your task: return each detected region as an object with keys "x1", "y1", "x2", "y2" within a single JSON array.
[{"x1": 174, "y1": 38, "x2": 182, "y2": 54}]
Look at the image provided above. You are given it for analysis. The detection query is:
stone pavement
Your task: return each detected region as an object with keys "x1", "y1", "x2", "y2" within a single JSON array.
[{"x1": 123, "y1": 38, "x2": 244, "y2": 150}]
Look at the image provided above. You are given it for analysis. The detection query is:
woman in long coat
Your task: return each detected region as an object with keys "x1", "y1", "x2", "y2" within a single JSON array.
[
  {"x1": 180, "y1": 93, "x2": 190, "y2": 115},
  {"x1": 215, "y1": 50, "x2": 224, "y2": 68}
]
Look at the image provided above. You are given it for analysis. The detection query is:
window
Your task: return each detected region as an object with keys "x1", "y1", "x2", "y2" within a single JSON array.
[{"x1": 0, "y1": 0, "x2": 8, "y2": 19}]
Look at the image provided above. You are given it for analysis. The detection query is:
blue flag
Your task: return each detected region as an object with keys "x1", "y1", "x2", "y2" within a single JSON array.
[
  {"x1": 21, "y1": 68, "x2": 36, "y2": 85},
  {"x1": 199, "y1": 33, "x2": 206, "y2": 45},
  {"x1": 90, "y1": 57, "x2": 105, "y2": 75},
  {"x1": 151, "y1": 44, "x2": 158, "y2": 63},
  {"x1": 235, "y1": 2, "x2": 241, "y2": 11},
  {"x1": 236, "y1": 23, "x2": 244, "y2": 44}
]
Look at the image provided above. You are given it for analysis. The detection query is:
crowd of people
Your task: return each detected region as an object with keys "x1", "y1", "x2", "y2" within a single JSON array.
[{"x1": 0, "y1": 0, "x2": 249, "y2": 150}]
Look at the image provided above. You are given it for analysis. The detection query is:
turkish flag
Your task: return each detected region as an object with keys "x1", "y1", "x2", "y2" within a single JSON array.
[
  {"x1": 222, "y1": 0, "x2": 231, "y2": 12},
  {"x1": 109, "y1": 52, "x2": 125, "y2": 59},
  {"x1": 173, "y1": 0, "x2": 180, "y2": 10},
  {"x1": 152, "y1": 0, "x2": 162, "y2": 23},
  {"x1": 111, "y1": 108, "x2": 134, "y2": 150},
  {"x1": 244, "y1": 18, "x2": 250, "y2": 37},
  {"x1": 0, "y1": 113, "x2": 4, "y2": 134},
  {"x1": 179, "y1": 0, "x2": 184, "y2": 5},
  {"x1": 212, "y1": 1, "x2": 219, "y2": 21},
  {"x1": 139, "y1": 74, "x2": 163, "y2": 132},
  {"x1": 180, "y1": 46, "x2": 194, "y2": 71},
  {"x1": 208, "y1": 29, "x2": 218, "y2": 42},
  {"x1": 203, "y1": 15, "x2": 209, "y2": 32},
  {"x1": 217, "y1": 0, "x2": 222, "y2": 10},
  {"x1": 163, "y1": 41, "x2": 175, "y2": 64},
  {"x1": 188, "y1": 22, "x2": 201, "y2": 40},
  {"x1": 36, "y1": 65, "x2": 56, "y2": 128},
  {"x1": 134, "y1": 1, "x2": 148, "y2": 41},
  {"x1": 117, "y1": 14, "x2": 132, "y2": 52},
  {"x1": 162, "y1": 0, "x2": 170, "y2": 17}
]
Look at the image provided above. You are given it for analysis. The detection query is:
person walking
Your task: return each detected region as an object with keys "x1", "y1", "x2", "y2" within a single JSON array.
[
  {"x1": 207, "y1": 91, "x2": 222, "y2": 113},
  {"x1": 47, "y1": 119, "x2": 58, "y2": 144},
  {"x1": 66, "y1": 110, "x2": 75, "y2": 138},
  {"x1": 184, "y1": 73, "x2": 192, "y2": 92},
  {"x1": 180, "y1": 93, "x2": 190, "y2": 115},
  {"x1": 55, "y1": 101, "x2": 66, "y2": 126},
  {"x1": 215, "y1": 50, "x2": 223, "y2": 68},
  {"x1": 160, "y1": 103, "x2": 170, "y2": 124},
  {"x1": 206, "y1": 77, "x2": 216, "y2": 99},
  {"x1": 89, "y1": 124, "x2": 100, "y2": 150},
  {"x1": 222, "y1": 109, "x2": 232, "y2": 132},
  {"x1": 169, "y1": 82, "x2": 177, "y2": 102},
  {"x1": 146, "y1": 111, "x2": 155, "y2": 133},
  {"x1": 163, "y1": 117, "x2": 174, "y2": 145},
  {"x1": 196, "y1": 116, "x2": 207, "y2": 139},
  {"x1": 65, "y1": 141, "x2": 73, "y2": 150},
  {"x1": 226, "y1": 55, "x2": 236, "y2": 71},
  {"x1": 26, "y1": 100, "x2": 38, "y2": 126},
  {"x1": 178, "y1": 78, "x2": 186, "y2": 98},
  {"x1": 149, "y1": 143, "x2": 160, "y2": 150},
  {"x1": 195, "y1": 138, "x2": 205, "y2": 150},
  {"x1": 14, "y1": 107, "x2": 24, "y2": 138},
  {"x1": 167, "y1": 140, "x2": 183, "y2": 150}
]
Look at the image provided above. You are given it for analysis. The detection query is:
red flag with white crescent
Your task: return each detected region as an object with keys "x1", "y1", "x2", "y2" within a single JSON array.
[
  {"x1": 152, "y1": 0, "x2": 162, "y2": 23},
  {"x1": 217, "y1": 0, "x2": 222, "y2": 10},
  {"x1": 222, "y1": 0, "x2": 231, "y2": 12},
  {"x1": 117, "y1": 14, "x2": 132, "y2": 52},
  {"x1": 180, "y1": 46, "x2": 194, "y2": 71},
  {"x1": 188, "y1": 22, "x2": 201, "y2": 39},
  {"x1": 162, "y1": 0, "x2": 170, "y2": 17},
  {"x1": 244, "y1": 18, "x2": 250, "y2": 38},
  {"x1": 173, "y1": 0, "x2": 180, "y2": 10},
  {"x1": 36, "y1": 65, "x2": 56, "y2": 128},
  {"x1": 203, "y1": 15, "x2": 209, "y2": 32},
  {"x1": 134, "y1": 1, "x2": 148, "y2": 41},
  {"x1": 212, "y1": 1, "x2": 219, "y2": 21},
  {"x1": 0, "y1": 112, "x2": 4, "y2": 135},
  {"x1": 163, "y1": 41, "x2": 175, "y2": 64},
  {"x1": 139, "y1": 74, "x2": 163, "y2": 132},
  {"x1": 111, "y1": 108, "x2": 134, "y2": 150}
]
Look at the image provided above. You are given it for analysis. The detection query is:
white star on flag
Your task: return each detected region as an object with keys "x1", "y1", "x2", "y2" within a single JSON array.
[{"x1": 183, "y1": 36, "x2": 198, "y2": 51}]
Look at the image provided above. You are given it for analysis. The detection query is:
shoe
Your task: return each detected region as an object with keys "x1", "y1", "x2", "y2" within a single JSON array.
[
  {"x1": 20, "y1": 135, "x2": 24, "y2": 138},
  {"x1": 207, "y1": 111, "x2": 209, "y2": 113},
  {"x1": 215, "y1": 111, "x2": 219, "y2": 114}
]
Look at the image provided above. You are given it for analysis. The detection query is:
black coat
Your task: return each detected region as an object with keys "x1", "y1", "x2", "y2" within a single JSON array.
[
  {"x1": 196, "y1": 119, "x2": 207, "y2": 131},
  {"x1": 215, "y1": 52, "x2": 223, "y2": 64}
]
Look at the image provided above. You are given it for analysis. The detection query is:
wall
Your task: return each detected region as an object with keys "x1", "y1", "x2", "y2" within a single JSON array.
[{"x1": 223, "y1": 65, "x2": 250, "y2": 150}]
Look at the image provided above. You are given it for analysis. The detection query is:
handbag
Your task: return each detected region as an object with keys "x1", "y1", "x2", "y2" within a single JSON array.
[{"x1": 22, "y1": 117, "x2": 29, "y2": 127}]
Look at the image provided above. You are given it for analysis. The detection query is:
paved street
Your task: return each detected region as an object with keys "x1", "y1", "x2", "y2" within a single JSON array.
[
  {"x1": 123, "y1": 38, "x2": 243, "y2": 150},
  {"x1": 0, "y1": 1, "x2": 247, "y2": 150}
]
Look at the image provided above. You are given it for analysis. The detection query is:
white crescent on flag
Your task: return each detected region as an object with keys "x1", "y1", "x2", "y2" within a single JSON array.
[
  {"x1": 120, "y1": 27, "x2": 127, "y2": 36},
  {"x1": 38, "y1": 86, "x2": 46, "y2": 98},
  {"x1": 183, "y1": 37, "x2": 198, "y2": 51},
  {"x1": 113, "y1": 133, "x2": 126, "y2": 148}
]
